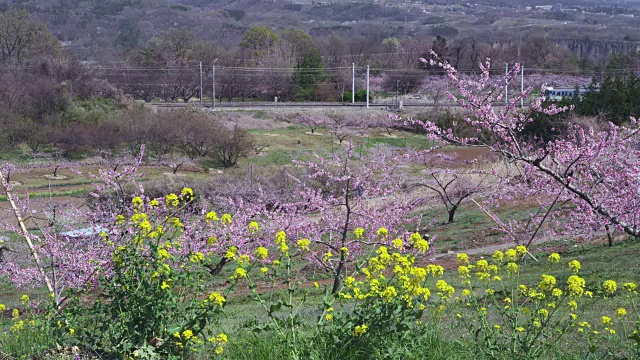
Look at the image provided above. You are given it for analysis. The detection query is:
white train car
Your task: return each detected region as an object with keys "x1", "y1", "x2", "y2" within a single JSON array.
[{"x1": 543, "y1": 86, "x2": 590, "y2": 101}]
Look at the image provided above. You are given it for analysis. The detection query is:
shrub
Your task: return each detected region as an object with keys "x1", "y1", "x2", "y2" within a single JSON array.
[{"x1": 210, "y1": 125, "x2": 254, "y2": 168}]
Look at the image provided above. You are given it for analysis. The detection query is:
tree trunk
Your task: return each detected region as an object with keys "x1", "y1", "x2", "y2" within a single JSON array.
[
  {"x1": 207, "y1": 257, "x2": 229, "y2": 276},
  {"x1": 331, "y1": 258, "x2": 344, "y2": 294},
  {"x1": 447, "y1": 205, "x2": 458, "y2": 223},
  {"x1": 605, "y1": 224, "x2": 614, "y2": 247}
]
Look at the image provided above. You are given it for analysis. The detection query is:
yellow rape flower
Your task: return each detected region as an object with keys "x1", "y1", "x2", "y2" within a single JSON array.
[
  {"x1": 603, "y1": 280, "x2": 617, "y2": 295},
  {"x1": 548, "y1": 253, "x2": 561, "y2": 263},
  {"x1": 505, "y1": 249, "x2": 518, "y2": 261},
  {"x1": 476, "y1": 259, "x2": 489, "y2": 272},
  {"x1": 515, "y1": 245, "x2": 527, "y2": 255},
  {"x1": 376, "y1": 227, "x2": 388, "y2": 238},
  {"x1": 158, "y1": 249, "x2": 170, "y2": 260},
  {"x1": 381, "y1": 286, "x2": 397, "y2": 301},
  {"x1": 232, "y1": 268, "x2": 247, "y2": 279},
  {"x1": 0, "y1": 304, "x2": 5, "y2": 312},
  {"x1": 170, "y1": 217, "x2": 184, "y2": 228},
  {"x1": 206, "y1": 211, "x2": 219, "y2": 222},
  {"x1": 568, "y1": 260, "x2": 581, "y2": 273},
  {"x1": 492, "y1": 250, "x2": 504, "y2": 262},
  {"x1": 345, "y1": 276, "x2": 356, "y2": 287},
  {"x1": 427, "y1": 264, "x2": 445, "y2": 276},
  {"x1": 149, "y1": 199, "x2": 159, "y2": 207},
  {"x1": 297, "y1": 238, "x2": 311, "y2": 251},
  {"x1": 567, "y1": 275, "x2": 586, "y2": 297},
  {"x1": 254, "y1": 247, "x2": 269, "y2": 260},
  {"x1": 436, "y1": 280, "x2": 455, "y2": 298},
  {"x1": 623, "y1": 282, "x2": 637, "y2": 293},
  {"x1": 217, "y1": 333, "x2": 228, "y2": 344},
  {"x1": 224, "y1": 246, "x2": 238, "y2": 260},
  {"x1": 165, "y1": 193, "x2": 179, "y2": 207},
  {"x1": 182, "y1": 329, "x2": 194, "y2": 340},
  {"x1": 248, "y1": 221, "x2": 259, "y2": 232},
  {"x1": 115, "y1": 214, "x2": 126, "y2": 225},
  {"x1": 12, "y1": 309, "x2": 19, "y2": 318},
  {"x1": 519, "y1": 284, "x2": 528, "y2": 295},
  {"x1": 568, "y1": 300, "x2": 578, "y2": 311},
  {"x1": 353, "y1": 324, "x2": 368, "y2": 337},
  {"x1": 323, "y1": 252, "x2": 333, "y2": 262},
  {"x1": 601, "y1": 316, "x2": 612, "y2": 325},
  {"x1": 354, "y1": 228, "x2": 365, "y2": 238},
  {"x1": 506, "y1": 262, "x2": 518, "y2": 274},
  {"x1": 391, "y1": 238, "x2": 404, "y2": 249},
  {"x1": 208, "y1": 292, "x2": 226, "y2": 306},
  {"x1": 20, "y1": 295, "x2": 29, "y2": 304},
  {"x1": 414, "y1": 237, "x2": 429, "y2": 253},
  {"x1": 207, "y1": 236, "x2": 217, "y2": 246},
  {"x1": 180, "y1": 187, "x2": 194, "y2": 199},
  {"x1": 456, "y1": 253, "x2": 470, "y2": 265},
  {"x1": 275, "y1": 231, "x2": 288, "y2": 254},
  {"x1": 538, "y1": 308, "x2": 549, "y2": 319},
  {"x1": 132, "y1": 196, "x2": 143, "y2": 208},
  {"x1": 221, "y1": 214, "x2": 232, "y2": 225},
  {"x1": 458, "y1": 265, "x2": 471, "y2": 281},
  {"x1": 539, "y1": 274, "x2": 557, "y2": 291},
  {"x1": 189, "y1": 252, "x2": 205, "y2": 263},
  {"x1": 616, "y1": 308, "x2": 627, "y2": 318}
]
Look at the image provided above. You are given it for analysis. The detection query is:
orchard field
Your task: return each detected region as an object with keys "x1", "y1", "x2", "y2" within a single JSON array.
[{"x1": 1, "y1": 61, "x2": 640, "y2": 360}]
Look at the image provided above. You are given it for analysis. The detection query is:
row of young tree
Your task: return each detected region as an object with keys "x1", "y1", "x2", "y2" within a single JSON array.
[
  {"x1": 97, "y1": 25, "x2": 640, "y2": 103},
  {"x1": 3, "y1": 7, "x2": 639, "y2": 104},
  {"x1": 0, "y1": 103, "x2": 256, "y2": 170}
]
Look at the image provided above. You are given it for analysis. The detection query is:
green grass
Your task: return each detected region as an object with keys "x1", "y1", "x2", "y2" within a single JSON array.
[
  {"x1": 2, "y1": 239, "x2": 640, "y2": 358},
  {"x1": 417, "y1": 203, "x2": 540, "y2": 252},
  {"x1": 0, "y1": 188, "x2": 89, "y2": 201}
]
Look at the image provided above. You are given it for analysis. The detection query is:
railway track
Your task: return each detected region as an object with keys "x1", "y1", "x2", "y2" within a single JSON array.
[{"x1": 149, "y1": 101, "x2": 530, "y2": 110}]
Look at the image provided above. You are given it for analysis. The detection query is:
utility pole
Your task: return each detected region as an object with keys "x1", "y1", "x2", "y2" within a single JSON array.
[
  {"x1": 505, "y1": 63, "x2": 508, "y2": 106},
  {"x1": 199, "y1": 61, "x2": 203, "y2": 105},
  {"x1": 352, "y1": 63, "x2": 355, "y2": 104},
  {"x1": 366, "y1": 65, "x2": 370, "y2": 109},
  {"x1": 212, "y1": 58, "x2": 218, "y2": 109},
  {"x1": 396, "y1": 80, "x2": 400, "y2": 109},
  {"x1": 521, "y1": 64, "x2": 524, "y2": 108}
]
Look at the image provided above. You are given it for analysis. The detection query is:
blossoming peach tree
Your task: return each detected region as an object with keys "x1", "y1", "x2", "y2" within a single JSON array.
[
  {"x1": 287, "y1": 142, "x2": 427, "y2": 293},
  {"x1": 412, "y1": 52, "x2": 640, "y2": 244}
]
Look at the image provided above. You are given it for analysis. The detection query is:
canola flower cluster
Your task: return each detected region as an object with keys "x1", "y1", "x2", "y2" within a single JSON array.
[
  {"x1": 340, "y1": 232, "x2": 438, "y2": 306},
  {"x1": 109, "y1": 190, "x2": 232, "y2": 355},
  {"x1": 452, "y1": 247, "x2": 640, "y2": 357},
  {"x1": 333, "y1": 231, "x2": 446, "y2": 337}
]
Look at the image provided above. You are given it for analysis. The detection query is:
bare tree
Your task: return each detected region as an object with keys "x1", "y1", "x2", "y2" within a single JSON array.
[
  {"x1": 211, "y1": 125, "x2": 254, "y2": 168},
  {"x1": 412, "y1": 153, "x2": 493, "y2": 223},
  {"x1": 0, "y1": 8, "x2": 59, "y2": 64}
]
